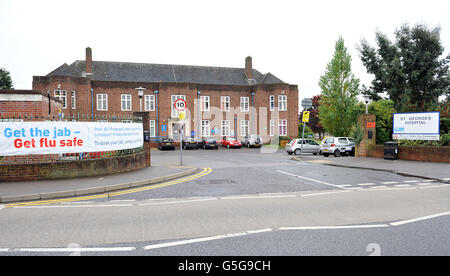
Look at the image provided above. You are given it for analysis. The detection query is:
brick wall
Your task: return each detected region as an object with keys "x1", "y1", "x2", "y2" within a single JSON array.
[
  {"x1": 0, "y1": 151, "x2": 146, "y2": 181},
  {"x1": 367, "y1": 144, "x2": 450, "y2": 163},
  {"x1": 0, "y1": 90, "x2": 62, "y2": 119}
]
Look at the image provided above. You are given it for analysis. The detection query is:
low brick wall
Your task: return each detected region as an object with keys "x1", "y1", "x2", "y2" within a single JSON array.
[
  {"x1": 0, "y1": 151, "x2": 147, "y2": 182},
  {"x1": 367, "y1": 144, "x2": 450, "y2": 163}
]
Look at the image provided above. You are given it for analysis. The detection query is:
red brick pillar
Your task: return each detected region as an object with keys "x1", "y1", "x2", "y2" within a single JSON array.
[
  {"x1": 134, "y1": 112, "x2": 151, "y2": 167},
  {"x1": 357, "y1": 114, "x2": 376, "y2": 157}
]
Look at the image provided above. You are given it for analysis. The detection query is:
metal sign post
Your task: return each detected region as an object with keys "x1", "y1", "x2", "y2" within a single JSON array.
[
  {"x1": 300, "y1": 98, "x2": 312, "y2": 158},
  {"x1": 174, "y1": 99, "x2": 187, "y2": 166}
]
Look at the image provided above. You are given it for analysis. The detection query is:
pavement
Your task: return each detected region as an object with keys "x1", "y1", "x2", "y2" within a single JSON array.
[
  {"x1": 0, "y1": 164, "x2": 198, "y2": 203},
  {"x1": 296, "y1": 155, "x2": 450, "y2": 183}
]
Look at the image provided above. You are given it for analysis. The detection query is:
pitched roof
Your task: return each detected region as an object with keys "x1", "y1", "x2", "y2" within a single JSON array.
[{"x1": 46, "y1": 60, "x2": 285, "y2": 86}]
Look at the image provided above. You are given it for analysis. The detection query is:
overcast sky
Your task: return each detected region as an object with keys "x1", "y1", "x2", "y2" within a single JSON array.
[{"x1": 1, "y1": 0, "x2": 449, "y2": 111}]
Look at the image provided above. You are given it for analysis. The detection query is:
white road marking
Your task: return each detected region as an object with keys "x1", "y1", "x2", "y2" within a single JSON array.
[
  {"x1": 390, "y1": 211, "x2": 450, "y2": 226},
  {"x1": 221, "y1": 195, "x2": 296, "y2": 200},
  {"x1": 277, "y1": 170, "x2": 348, "y2": 190},
  {"x1": 404, "y1": 180, "x2": 420, "y2": 183},
  {"x1": 394, "y1": 184, "x2": 411, "y2": 187},
  {"x1": 417, "y1": 183, "x2": 433, "y2": 186},
  {"x1": 422, "y1": 179, "x2": 437, "y2": 182},
  {"x1": 358, "y1": 183, "x2": 375, "y2": 186},
  {"x1": 419, "y1": 184, "x2": 450, "y2": 189},
  {"x1": 139, "y1": 198, "x2": 217, "y2": 206},
  {"x1": 442, "y1": 178, "x2": 450, "y2": 181},
  {"x1": 381, "y1": 181, "x2": 398, "y2": 184},
  {"x1": 16, "y1": 247, "x2": 136, "y2": 252},
  {"x1": 0, "y1": 248, "x2": 9, "y2": 252},
  {"x1": 279, "y1": 224, "x2": 389, "y2": 231},
  {"x1": 143, "y1": 228, "x2": 273, "y2": 250},
  {"x1": 370, "y1": 186, "x2": 388, "y2": 189},
  {"x1": 336, "y1": 184, "x2": 352, "y2": 187},
  {"x1": 301, "y1": 190, "x2": 353, "y2": 197},
  {"x1": 0, "y1": 205, "x2": 5, "y2": 210}
]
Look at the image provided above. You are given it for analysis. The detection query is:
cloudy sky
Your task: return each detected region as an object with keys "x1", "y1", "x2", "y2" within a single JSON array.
[{"x1": 1, "y1": 0, "x2": 449, "y2": 110}]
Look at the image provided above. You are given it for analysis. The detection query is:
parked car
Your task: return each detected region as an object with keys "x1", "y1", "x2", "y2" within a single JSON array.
[
  {"x1": 200, "y1": 138, "x2": 219, "y2": 149},
  {"x1": 158, "y1": 138, "x2": 176, "y2": 151},
  {"x1": 242, "y1": 134, "x2": 262, "y2": 148},
  {"x1": 320, "y1": 137, "x2": 355, "y2": 157},
  {"x1": 221, "y1": 136, "x2": 242, "y2": 148},
  {"x1": 285, "y1": 138, "x2": 320, "y2": 155},
  {"x1": 182, "y1": 137, "x2": 199, "y2": 150}
]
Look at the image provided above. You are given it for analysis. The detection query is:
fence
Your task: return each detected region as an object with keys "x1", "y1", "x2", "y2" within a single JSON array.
[{"x1": 0, "y1": 113, "x2": 144, "y2": 165}]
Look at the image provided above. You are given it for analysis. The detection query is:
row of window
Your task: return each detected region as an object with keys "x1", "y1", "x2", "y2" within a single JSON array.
[
  {"x1": 54, "y1": 90, "x2": 288, "y2": 113},
  {"x1": 145, "y1": 119, "x2": 288, "y2": 138},
  {"x1": 200, "y1": 119, "x2": 288, "y2": 137}
]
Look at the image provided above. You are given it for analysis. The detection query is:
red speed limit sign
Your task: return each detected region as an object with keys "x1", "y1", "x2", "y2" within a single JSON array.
[{"x1": 174, "y1": 99, "x2": 187, "y2": 111}]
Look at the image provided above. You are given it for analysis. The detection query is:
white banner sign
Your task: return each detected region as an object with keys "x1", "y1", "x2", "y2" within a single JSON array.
[
  {"x1": 393, "y1": 112, "x2": 440, "y2": 141},
  {"x1": 0, "y1": 122, "x2": 143, "y2": 156}
]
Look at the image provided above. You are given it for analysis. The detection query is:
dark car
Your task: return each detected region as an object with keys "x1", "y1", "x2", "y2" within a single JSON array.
[
  {"x1": 158, "y1": 138, "x2": 176, "y2": 150},
  {"x1": 182, "y1": 137, "x2": 199, "y2": 150},
  {"x1": 200, "y1": 138, "x2": 219, "y2": 149}
]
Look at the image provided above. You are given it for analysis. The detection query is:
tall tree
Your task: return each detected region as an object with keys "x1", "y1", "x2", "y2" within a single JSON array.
[
  {"x1": 0, "y1": 68, "x2": 14, "y2": 90},
  {"x1": 358, "y1": 23, "x2": 450, "y2": 111},
  {"x1": 318, "y1": 37, "x2": 360, "y2": 137}
]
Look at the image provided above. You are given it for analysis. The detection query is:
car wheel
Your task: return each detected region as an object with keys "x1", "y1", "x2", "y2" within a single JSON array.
[
  {"x1": 294, "y1": 148, "x2": 301, "y2": 155},
  {"x1": 313, "y1": 153, "x2": 318, "y2": 155},
  {"x1": 287, "y1": 152, "x2": 293, "y2": 155},
  {"x1": 323, "y1": 153, "x2": 329, "y2": 157},
  {"x1": 334, "y1": 150, "x2": 340, "y2": 157}
]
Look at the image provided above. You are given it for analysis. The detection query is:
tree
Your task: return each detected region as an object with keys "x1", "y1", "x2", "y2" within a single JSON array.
[
  {"x1": 368, "y1": 99, "x2": 396, "y2": 144},
  {"x1": 318, "y1": 37, "x2": 360, "y2": 137},
  {"x1": 0, "y1": 68, "x2": 14, "y2": 90},
  {"x1": 358, "y1": 23, "x2": 450, "y2": 111}
]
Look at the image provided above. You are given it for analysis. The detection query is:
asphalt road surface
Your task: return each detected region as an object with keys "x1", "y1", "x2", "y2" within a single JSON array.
[{"x1": 0, "y1": 148, "x2": 449, "y2": 256}]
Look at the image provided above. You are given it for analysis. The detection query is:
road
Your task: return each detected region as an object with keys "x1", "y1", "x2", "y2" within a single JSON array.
[{"x1": 0, "y1": 147, "x2": 449, "y2": 256}]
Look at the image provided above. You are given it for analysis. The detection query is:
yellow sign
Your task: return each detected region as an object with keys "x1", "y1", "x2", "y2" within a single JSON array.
[
  {"x1": 178, "y1": 112, "x2": 185, "y2": 120},
  {"x1": 302, "y1": 111, "x2": 310, "y2": 123}
]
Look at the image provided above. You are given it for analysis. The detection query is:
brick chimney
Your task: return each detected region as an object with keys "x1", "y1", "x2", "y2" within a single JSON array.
[
  {"x1": 245, "y1": 56, "x2": 253, "y2": 80},
  {"x1": 86, "y1": 47, "x2": 92, "y2": 76}
]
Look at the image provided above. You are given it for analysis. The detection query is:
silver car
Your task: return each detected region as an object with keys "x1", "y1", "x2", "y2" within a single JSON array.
[
  {"x1": 320, "y1": 137, "x2": 356, "y2": 157},
  {"x1": 242, "y1": 134, "x2": 262, "y2": 148},
  {"x1": 286, "y1": 139, "x2": 321, "y2": 155}
]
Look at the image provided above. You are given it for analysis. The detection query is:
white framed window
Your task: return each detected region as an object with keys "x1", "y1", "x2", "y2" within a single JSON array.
[
  {"x1": 240, "y1": 97, "x2": 249, "y2": 112},
  {"x1": 122, "y1": 119, "x2": 133, "y2": 123},
  {"x1": 240, "y1": 120, "x2": 249, "y2": 137},
  {"x1": 278, "y1": 95, "x2": 287, "y2": 111},
  {"x1": 269, "y1": 95, "x2": 275, "y2": 111},
  {"x1": 54, "y1": 90, "x2": 67, "y2": 109},
  {"x1": 279, "y1": 119, "x2": 287, "y2": 136},
  {"x1": 150, "y1": 120, "x2": 156, "y2": 137},
  {"x1": 221, "y1": 120, "x2": 230, "y2": 136},
  {"x1": 97, "y1": 94, "x2": 108, "y2": 111},
  {"x1": 71, "y1": 91, "x2": 76, "y2": 109},
  {"x1": 200, "y1": 96, "x2": 210, "y2": 111},
  {"x1": 171, "y1": 95, "x2": 186, "y2": 117},
  {"x1": 201, "y1": 120, "x2": 210, "y2": 137},
  {"x1": 221, "y1": 96, "x2": 230, "y2": 112},
  {"x1": 145, "y1": 95, "x2": 155, "y2": 111},
  {"x1": 121, "y1": 94, "x2": 132, "y2": 111},
  {"x1": 270, "y1": 120, "x2": 275, "y2": 136}
]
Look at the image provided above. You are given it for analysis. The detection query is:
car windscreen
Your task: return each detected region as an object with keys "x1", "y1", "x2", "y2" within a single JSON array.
[
  {"x1": 206, "y1": 139, "x2": 216, "y2": 143},
  {"x1": 324, "y1": 138, "x2": 334, "y2": 144},
  {"x1": 227, "y1": 138, "x2": 237, "y2": 141}
]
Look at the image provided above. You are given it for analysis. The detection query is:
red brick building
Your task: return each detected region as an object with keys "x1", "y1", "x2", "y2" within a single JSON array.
[
  {"x1": 33, "y1": 48, "x2": 298, "y2": 142},
  {"x1": 0, "y1": 89, "x2": 62, "y2": 121}
]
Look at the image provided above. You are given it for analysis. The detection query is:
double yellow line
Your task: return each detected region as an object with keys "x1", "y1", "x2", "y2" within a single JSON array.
[{"x1": 5, "y1": 168, "x2": 212, "y2": 208}]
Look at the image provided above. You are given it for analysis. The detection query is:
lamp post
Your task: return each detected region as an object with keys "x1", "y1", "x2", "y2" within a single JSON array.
[
  {"x1": 136, "y1": 86, "x2": 146, "y2": 112},
  {"x1": 363, "y1": 95, "x2": 371, "y2": 114}
]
